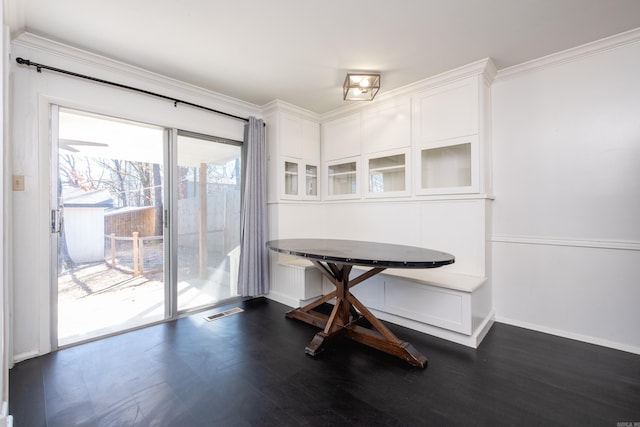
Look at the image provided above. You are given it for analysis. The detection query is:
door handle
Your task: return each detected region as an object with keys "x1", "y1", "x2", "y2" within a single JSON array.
[{"x1": 51, "y1": 209, "x2": 61, "y2": 233}]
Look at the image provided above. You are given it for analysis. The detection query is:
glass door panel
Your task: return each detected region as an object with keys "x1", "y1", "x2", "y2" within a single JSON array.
[
  {"x1": 305, "y1": 164, "x2": 318, "y2": 197},
  {"x1": 284, "y1": 161, "x2": 298, "y2": 195},
  {"x1": 420, "y1": 142, "x2": 471, "y2": 189},
  {"x1": 55, "y1": 107, "x2": 166, "y2": 346},
  {"x1": 176, "y1": 133, "x2": 242, "y2": 312}
]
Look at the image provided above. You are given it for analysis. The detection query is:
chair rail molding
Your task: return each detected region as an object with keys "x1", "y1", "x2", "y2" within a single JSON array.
[{"x1": 492, "y1": 234, "x2": 640, "y2": 252}]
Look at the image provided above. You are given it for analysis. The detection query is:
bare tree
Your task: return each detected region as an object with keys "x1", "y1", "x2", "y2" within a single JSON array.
[
  {"x1": 94, "y1": 158, "x2": 130, "y2": 207},
  {"x1": 129, "y1": 161, "x2": 152, "y2": 206}
]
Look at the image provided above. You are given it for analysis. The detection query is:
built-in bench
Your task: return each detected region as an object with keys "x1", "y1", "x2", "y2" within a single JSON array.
[
  {"x1": 268, "y1": 258, "x2": 494, "y2": 348},
  {"x1": 267, "y1": 257, "x2": 323, "y2": 307}
]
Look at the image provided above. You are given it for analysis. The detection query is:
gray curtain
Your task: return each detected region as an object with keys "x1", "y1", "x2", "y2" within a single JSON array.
[{"x1": 238, "y1": 116, "x2": 269, "y2": 296}]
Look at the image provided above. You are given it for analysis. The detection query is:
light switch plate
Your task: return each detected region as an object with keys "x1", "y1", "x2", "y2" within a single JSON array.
[{"x1": 12, "y1": 175, "x2": 25, "y2": 191}]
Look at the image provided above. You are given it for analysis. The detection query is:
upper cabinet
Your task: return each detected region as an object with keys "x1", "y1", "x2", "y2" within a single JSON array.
[
  {"x1": 270, "y1": 59, "x2": 494, "y2": 202},
  {"x1": 411, "y1": 74, "x2": 491, "y2": 195},
  {"x1": 266, "y1": 107, "x2": 321, "y2": 202},
  {"x1": 322, "y1": 113, "x2": 361, "y2": 161},
  {"x1": 362, "y1": 97, "x2": 411, "y2": 154},
  {"x1": 281, "y1": 114, "x2": 320, "y2": 162},
  {"x1": 411, "y1": 76, "x2": 479, "y2": 144}
]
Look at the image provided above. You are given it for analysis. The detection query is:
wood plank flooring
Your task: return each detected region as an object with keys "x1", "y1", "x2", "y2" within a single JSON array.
[{"x1": 9, "y1": 297, "x2": 640, "y2": 426}]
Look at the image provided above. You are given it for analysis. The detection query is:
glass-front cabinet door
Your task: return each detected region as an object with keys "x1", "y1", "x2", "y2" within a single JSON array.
[
  {"x1": 414, "y1": 135, "x2": 478, "y2": 195},
  {"x1": 282, "y1": 158, "x2": 319, "y2": 200},
  {"x1": 326, "y1": 158, "x2": 359, "y2": 199},
  {"x1": 304, "y1": 164, "x2": 318, "y2": 198},
  {"x1": 284, "y1": 160, "x2": 299, "y2": 196},
  {"x1": 365, "y1": 149, "x2": 410, "y2": 198}
]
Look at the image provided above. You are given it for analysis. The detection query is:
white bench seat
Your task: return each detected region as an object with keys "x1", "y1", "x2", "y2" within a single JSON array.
[
  {"x1": 269, "y1": 258, "x2": 494, "y2": 348},
  {"x1": 349, "y1": 266, "x2": 493, "y2": 348},
  {"x1": 353, "y1": 267, "x2": 486, "y2": 293}
]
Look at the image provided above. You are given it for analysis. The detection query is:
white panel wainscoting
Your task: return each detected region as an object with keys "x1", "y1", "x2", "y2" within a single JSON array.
[
  {"x1": 419, "y1": 198, "x2": 490, "y2": 277},
  {"x1": 491, "y1": 33, "x2": 640, "y2": 355},
  {"x1": 492, "y1": 236, "x2": 640, "y2": 355}
]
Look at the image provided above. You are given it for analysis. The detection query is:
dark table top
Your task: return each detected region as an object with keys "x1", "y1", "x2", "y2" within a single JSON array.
[{"x1": 266, "y1": 238, "x2": 455, "y2": 268}]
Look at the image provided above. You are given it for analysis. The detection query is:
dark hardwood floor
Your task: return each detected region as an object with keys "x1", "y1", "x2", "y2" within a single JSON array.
[{"x1": 9, "y1": 297, "x2": 640, "y2": 426}]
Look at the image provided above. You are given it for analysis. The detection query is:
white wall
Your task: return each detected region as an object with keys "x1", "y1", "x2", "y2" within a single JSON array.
[
  {"x1": 491, "y1": 35, "x2": 640, "y2": 353},
  {"x1": 9, "y1": 33, "x2": 260, "y2": 361}
]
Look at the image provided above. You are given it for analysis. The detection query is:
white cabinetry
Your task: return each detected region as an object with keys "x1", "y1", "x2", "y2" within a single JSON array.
[
  {"x1": 322, "y1": 113, "x2": 361, "y2": 199},
  {"x1": 323, "y1": 98, "x2": 412, "y2": 199},
  {"x1": 278, "y1": 113, "x2": 320, "y2": 200},
  {"x1": 322, "y1": 113, "x2": 360, "y2": 161},
  {"x1": 271, "y1": 59, "x2": 496, "y2": 348},
  {"x1": 362, "y1": 97, "x2": 411, "y2": 154},
  {"x1": 412, "y1": 76, "x2": 478, "y2": 143},
  {"x1": 411, "y1": 75, "x2": 488, "y2": 195}
]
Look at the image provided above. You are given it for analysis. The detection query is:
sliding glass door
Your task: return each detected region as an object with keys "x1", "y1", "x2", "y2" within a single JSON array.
[
  {"x1": 52, "y1": 107, "x2": 242, "y2": 347},
  {"x1": 54, "y1": 107, "x2": 167, "y2": 346},
  {"x1": 175, "y1": 132, "x2": 242, "y2": 312}
]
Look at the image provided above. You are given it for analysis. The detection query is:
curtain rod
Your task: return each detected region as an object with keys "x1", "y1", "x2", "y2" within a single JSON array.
[{"x1": 15, "y1": 57, "x2": 253, "y2": 124}]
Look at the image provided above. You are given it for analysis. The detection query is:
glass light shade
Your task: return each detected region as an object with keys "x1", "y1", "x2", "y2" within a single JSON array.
[{"x1": 343, "y1": 73, "x2": 380, "y2": 101}]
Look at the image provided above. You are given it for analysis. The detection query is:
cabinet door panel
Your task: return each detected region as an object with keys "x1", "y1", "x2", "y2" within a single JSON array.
[
  {"x1": 362, "y1": 98, "x2": 410, "y2": 153},
  {"x1": 302, "y1": 120, "x2": 320, "y2": 162},
  {"x1": 325, "y1": 157, "x2": 360, "y2": 200},
  {"x1": 323, "y1": 113, "x2": 361, "y2": 161},
  {"x1": 281, "y1": 114, "x2": 302, "y2": 158},
  {"x1": 364, "y1": 148, "x2": 411, "y2": 198},
  {"x1": 412, "y1": 76, "x2": 479, "y2": 143},
  {"x1": 282, "y1": 158, "x2": 300, "y2": 199}
]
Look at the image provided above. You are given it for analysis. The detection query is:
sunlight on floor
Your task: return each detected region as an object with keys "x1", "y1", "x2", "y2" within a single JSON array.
[{"x1": 57, "y1": 261, "x2": 236, "y2": 346}]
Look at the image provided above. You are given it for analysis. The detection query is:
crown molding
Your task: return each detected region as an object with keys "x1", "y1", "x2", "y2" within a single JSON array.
[
  {"x1": 496, "y1": 27, "x2": 640, "y2": 81},
  {"x1": 11, "y1": 31, "x2": 262, "y2": 118},
  {"x1": 382, "y1": 57, "x2": 497, "y2": 98},
  {"x1": 261, "y1": 99, "x2": 321, "y2": 122}
]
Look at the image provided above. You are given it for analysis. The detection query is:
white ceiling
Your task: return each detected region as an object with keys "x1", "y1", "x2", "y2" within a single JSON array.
[{"x1": 6, "y1": 0, "x2": 640, "y2": 114}]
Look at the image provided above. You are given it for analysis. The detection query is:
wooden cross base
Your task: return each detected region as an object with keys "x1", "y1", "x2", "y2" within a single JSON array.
[{"x1": 285, "y1": 261, "x2": 428, "y2": 368}]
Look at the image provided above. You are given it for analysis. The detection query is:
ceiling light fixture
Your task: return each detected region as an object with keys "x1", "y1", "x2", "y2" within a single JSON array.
[{"x1": 343, "y1": 72, "x2": 380, "y2": 101}]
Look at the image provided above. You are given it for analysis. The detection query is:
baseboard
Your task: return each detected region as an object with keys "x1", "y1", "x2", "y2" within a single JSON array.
[
  {"x1": 12, "y1": 350, "x2": 41, "y2": 364},
  {"x1": 495, "y1": 316, "x2": 640, "y2": 356},
  {"x1": 265, "y1": 291, "x2": 299, "y2": 309}
]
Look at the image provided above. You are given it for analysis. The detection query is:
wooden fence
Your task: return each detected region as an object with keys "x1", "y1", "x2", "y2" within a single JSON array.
[
  {"x1": 105, "y1": 232, "x2": 163, "y2": 275},
  {"x1": 104, "y1": 206, "x2": 157, "y2": 238}
]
